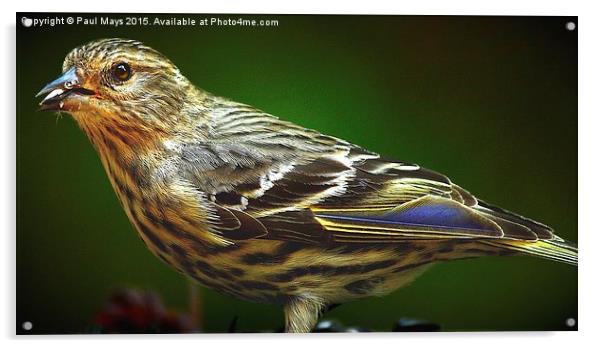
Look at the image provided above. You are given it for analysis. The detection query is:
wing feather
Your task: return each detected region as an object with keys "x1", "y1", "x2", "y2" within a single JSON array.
[{"x1": 178, "y1": 103, "x2": 566, "y2": 250}]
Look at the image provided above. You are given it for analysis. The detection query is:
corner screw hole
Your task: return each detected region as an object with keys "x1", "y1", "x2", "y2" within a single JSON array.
[
  {"x1": 566, "y1": 22, "x2": 576, "y2": 31},
  {"x1": 22, "y1": 321, "x2": 33, "y2": 331},
  {"x1": 566, "y1": 318, "x2": 576, "y2": 328}
]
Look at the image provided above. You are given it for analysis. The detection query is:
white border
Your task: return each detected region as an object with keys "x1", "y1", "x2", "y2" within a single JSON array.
[
  {"x1": 1, "y1": 0, "x2": 583, "y2": 15},
  {"x1": 3, "y1": 1, "x2": 601, "y2": 347}
]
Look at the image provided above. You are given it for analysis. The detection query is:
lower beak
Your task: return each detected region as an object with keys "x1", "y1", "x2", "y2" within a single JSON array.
[{"x1": 36, "y1": 67, "x2": 95, "y2": 111}]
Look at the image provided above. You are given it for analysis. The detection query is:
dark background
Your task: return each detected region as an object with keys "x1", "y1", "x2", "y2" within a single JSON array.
[{"x1": 16, "y1": 14, "x2": 577, "y2": 333}]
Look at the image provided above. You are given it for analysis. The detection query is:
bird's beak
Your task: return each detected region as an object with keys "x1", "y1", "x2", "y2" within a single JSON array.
[{"x1": 36, "y1": 67, "x2": 95, "y2": 111}]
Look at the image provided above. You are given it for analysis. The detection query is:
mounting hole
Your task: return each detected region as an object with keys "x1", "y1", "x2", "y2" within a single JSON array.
[
  {"x1": 566, "y1": 318, "x2": 576, "y2": 328},
  {"x1": 22, "y1": 321, "x2": 33, "y2": 331},
  {"x1": 566, "y1": 21, "x2": 576, "y2": 31}
]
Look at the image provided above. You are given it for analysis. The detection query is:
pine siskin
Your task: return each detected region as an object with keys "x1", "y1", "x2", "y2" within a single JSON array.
[{"x1": 36, "y1": 39, "x2": 577, "y2": 333}]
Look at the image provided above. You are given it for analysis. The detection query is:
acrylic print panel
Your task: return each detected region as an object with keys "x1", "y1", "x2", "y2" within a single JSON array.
[{"x1": 16, "y1": 13, "x2": 577, "y2": 334}]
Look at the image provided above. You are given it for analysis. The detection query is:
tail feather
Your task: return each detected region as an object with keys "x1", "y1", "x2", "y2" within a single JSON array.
[{"x1": 483, "y1": 237, "x2": 577, "y2": 266}]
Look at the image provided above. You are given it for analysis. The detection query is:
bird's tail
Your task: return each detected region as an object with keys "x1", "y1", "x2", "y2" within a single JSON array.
[{"x1": 483, "y1": 237, "x2": 578, "y2": 266}]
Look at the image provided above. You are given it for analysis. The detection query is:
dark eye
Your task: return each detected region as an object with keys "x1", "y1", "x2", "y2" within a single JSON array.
[{"x1": 113, "y1": 62, "x2": 131, "y2": 81}]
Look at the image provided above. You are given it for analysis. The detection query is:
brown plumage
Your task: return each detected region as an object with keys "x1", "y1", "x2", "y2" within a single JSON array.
[{"x1": 36, "y1": 38, "x2": 577, "y2": 333}]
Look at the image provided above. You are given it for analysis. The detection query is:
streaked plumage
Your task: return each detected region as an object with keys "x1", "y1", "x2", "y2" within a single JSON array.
[{"x1": 37, "y1": 38, "x2": 577, "y2": 333}]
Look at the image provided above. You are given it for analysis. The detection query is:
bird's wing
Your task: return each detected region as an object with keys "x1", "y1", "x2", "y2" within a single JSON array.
[
  {"x1": 311, "y1": 148, "x2": 556, "y2": 243},
  {"x1": 180, "y1": 102, "x2": 558, "y2": 246},
  {"x1": 260, "y1": 147, "x2": 556, "y2": 244}
]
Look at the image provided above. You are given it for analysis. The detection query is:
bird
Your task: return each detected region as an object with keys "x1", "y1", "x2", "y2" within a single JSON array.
[{"x1": 36, "y1": 38, "x2": 577, "y2": 333}]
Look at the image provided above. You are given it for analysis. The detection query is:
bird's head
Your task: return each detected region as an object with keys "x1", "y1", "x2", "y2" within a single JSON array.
[{"x1": 36, "y1": 38, "x2": 193, "y2": 131}]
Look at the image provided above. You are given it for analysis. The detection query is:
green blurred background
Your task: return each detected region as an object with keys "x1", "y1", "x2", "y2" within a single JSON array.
[{"x1": 16, "y1": 14, "x2": 577, "y2": 333}]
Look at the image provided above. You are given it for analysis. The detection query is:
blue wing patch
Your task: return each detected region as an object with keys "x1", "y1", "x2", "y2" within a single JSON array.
[{"x1": 314, "y1": 196, "x2": 502, "y2": 237}]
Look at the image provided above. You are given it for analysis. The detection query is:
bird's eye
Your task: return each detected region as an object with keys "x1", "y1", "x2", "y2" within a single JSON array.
[{"x1": 112, "y1": 62, "x2": 131, "y2": 82}]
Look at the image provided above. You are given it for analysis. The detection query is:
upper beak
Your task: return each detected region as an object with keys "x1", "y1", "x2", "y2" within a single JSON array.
[{"x1": 36, "y1": 67, "x2": 95, "y2": 111}]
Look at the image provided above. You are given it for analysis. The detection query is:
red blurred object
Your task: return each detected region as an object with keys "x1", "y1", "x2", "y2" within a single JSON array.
[{"x1": 94, "y1": 288, "x2": 195, "y2": 334}]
